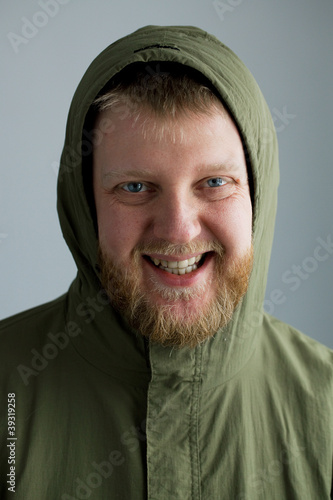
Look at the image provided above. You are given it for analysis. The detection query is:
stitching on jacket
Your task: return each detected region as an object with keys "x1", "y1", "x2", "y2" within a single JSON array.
[
  {"x1": 133, "y1": 44, "x2": 180, "y2": 53},
  {"x1": 190, "y1": 346, "x2": 202, "y2": 499}
]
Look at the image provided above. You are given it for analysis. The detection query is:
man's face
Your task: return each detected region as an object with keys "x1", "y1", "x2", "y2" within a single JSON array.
[{"x1": 93, "y1": 106, "x2": 253, "y2": 347}]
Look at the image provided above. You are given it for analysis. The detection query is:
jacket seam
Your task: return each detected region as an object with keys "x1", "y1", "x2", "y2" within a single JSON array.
[{"x1": 190, "y1": 345, "x2": 202, "y2": 499}]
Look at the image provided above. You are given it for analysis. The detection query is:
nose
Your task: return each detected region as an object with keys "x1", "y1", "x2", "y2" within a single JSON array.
[{"x1": 152, "y1": 192, "x2": 201, "y2": 244}]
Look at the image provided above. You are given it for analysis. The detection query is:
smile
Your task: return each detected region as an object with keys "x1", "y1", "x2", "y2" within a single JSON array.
[{"x1": 147, "y1": 254, "x2": 205, "y2": 275}]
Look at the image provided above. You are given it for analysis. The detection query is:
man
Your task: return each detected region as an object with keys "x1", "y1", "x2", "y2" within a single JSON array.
[{"x1": 0, "y1": 25, "x2": 332, "y2": 499}]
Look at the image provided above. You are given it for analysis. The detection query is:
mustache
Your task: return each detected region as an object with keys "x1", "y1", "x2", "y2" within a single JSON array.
[{"x1": 132, "y1": 239, "x2": 225, "y2": 258}]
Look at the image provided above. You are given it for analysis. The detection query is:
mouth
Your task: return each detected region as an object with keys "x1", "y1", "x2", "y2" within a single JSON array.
[{"x1": 144, "y1": 252, "x2": 208, "y2": 275}]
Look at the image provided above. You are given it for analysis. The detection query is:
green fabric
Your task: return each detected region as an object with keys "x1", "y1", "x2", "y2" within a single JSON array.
[{"x1": 1, "y1": 25, "x2": 332, "y2": 499}]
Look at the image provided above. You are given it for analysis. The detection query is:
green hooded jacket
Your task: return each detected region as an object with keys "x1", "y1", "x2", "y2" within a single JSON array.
[{"x1": 1, "y1": 25, "x2": 332, "y2": 500}]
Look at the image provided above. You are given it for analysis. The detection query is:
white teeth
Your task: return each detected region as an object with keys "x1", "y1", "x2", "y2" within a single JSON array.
[
  {"x1": 149, "y1": 253, "x2": 205, "y2": 274},
  {"x1": 167, "y1": 260, "x2": 178, "y2": 269},
  {"x1": 171, "y1": 265, "x2": 194, "y2": 275},
  {"x1": 177, "y1": 260, "x2": 188, "y2": 269}
]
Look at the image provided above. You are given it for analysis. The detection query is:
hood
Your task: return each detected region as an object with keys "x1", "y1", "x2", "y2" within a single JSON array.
[{"x1": 57, "y1": 25, "x2": 279, "y2": 388}]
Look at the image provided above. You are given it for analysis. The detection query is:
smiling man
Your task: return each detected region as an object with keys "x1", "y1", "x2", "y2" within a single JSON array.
[
  {"x1": 92, "y1": 70, "x2": 253, "y2": 347},
  {"x1": 0, "y1": 25, "x2": 332, "y2": 500}
]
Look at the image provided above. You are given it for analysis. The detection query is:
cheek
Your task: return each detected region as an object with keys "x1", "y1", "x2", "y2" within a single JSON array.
[
  {"x1": 207, "y1": 199, "x2": 252, "y2": 255},
  {"x1": 97, "y1": 204, "x2": 147, "y2": 261}
]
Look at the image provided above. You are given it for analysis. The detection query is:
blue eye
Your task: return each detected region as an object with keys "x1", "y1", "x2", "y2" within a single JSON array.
[
  {"x1": 207, "y1": 178, "x2": 225, "y2": 187},
  {"x1": 123, "y1": 182, "x2": 147, "y2": 193}
]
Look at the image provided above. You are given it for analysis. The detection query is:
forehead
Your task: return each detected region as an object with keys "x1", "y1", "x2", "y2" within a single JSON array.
[{"x1": 93, "y1": 106, "x2": 248, "y2": 179}]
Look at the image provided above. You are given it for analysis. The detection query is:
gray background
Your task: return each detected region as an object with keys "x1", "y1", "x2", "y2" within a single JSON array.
[{"x1": 1, "y1": 0, "x2": 332, "y2": 348}]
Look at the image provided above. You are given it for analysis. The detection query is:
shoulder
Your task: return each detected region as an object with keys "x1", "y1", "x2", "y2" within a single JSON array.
[
  {"x1": 262, "y1": 312, "x2": 333, "y2": 362},
  {"x1": 0, "y1": 293, "x2": 85, "y2": 391},
  {"x1": 0, "y1": 294, "x2": 67, "y2": 341},
  {"x1": 261, "y1": 312, "x2": 333, "y2": 393},
  {"x1": 0, "y1": 295, "x2": 69, "y2": 373}
]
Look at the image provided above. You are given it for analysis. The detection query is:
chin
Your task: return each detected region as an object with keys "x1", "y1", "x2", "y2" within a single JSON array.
[{"x1": 98, "y1": 242, "x2": 253, "y2": 348}]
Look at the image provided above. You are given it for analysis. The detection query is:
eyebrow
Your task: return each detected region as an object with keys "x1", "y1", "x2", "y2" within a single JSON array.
[
  {"x1": 197, "y1": 161, "x2": 245, "y2": 175},
  {"x1": 103, "y1": 169, "x2": 154, "y2": 180},
  {"x1": 103, "y1": 162, "x2": 245, "y2": 180}
]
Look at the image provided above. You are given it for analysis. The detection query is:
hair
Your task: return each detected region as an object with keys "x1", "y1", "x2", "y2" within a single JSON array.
[{"x1": 90, "y1": 61, "x2": 226, "y2": 123}]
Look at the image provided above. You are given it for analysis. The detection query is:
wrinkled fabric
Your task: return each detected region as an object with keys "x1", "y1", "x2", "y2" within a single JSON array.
[{"x1": 1, "y1": 25, "x2": 332, "y2": 499}]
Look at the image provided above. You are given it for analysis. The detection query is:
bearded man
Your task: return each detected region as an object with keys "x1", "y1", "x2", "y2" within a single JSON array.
[{"x1": 0, "y1": 26, "x2": 332, "y2": 500}]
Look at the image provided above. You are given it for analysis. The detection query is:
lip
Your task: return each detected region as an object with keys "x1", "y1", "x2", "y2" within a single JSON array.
[{"x1": 143, "y1": 252, "x2": 214, "y2": 287}]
